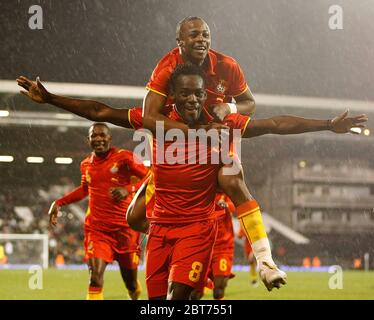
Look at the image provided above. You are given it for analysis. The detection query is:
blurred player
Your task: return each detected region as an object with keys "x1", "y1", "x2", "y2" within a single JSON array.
[
  {"x1": 48, "y1": 123, "x2": 149, "y2": 300},
  {"x1": 209, "y1": 193, "x2": 236, "y2": 299},
  {"x1": 238, "y1": 225, "x2": 259, "y2": 287},
  {"x1": 191, "y1": 192, "x2": 236, "y2": 300}
]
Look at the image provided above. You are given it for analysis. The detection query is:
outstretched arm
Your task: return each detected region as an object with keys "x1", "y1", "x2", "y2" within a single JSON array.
[
  {"x1": 243, "y1": 110, "x2": 368, "y2": 138},
  {"x1": 234, "y1": 88, "x2": 256, "y2": 115},
  {"x1": 16, "y1": 76, "x2": 132, "y2": 128},
  {"x1": 143, "y1": 90, "x2": 190, "y2": 133}
]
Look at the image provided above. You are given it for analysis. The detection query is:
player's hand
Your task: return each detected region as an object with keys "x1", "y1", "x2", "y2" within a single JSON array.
[
  {"x1": 16, "y1": 76, "x2": 51, "y2": 103},
  {"x1": 205, "y1": 122, "x2": 230, "y2": 132},
  {"x1": 330, "y1": 110, "x2": 368, "y2": 134},
  {"x1": 192, "y1": 122, "x2": 229, "y2": 132},
  {"x1": 110, "y1": 187, "x2": 129, "y2": 203},
  {"x1": 209, "y1": 103, "x2": 231, "y2": 122},
  {"x1": 191, "y1": 122, "x2": 230, "y2": 146},
  {"x1": 48, "y1": 201, "x2": 60, "y2": 227},
  {"x1": 200, "y1": 122, "x2": 230, "y2": 147}
]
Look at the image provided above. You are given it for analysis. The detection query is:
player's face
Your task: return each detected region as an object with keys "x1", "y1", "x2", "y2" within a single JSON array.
[
  {"x1": 173, "y1": 75, "x2": 207, "y2": 124},
  {"x1": 178, "y1": 19, "x2": 211, "y2": 65},
  {"x1": 88, "y1": 125, "x2": 112, "y2": 155}
]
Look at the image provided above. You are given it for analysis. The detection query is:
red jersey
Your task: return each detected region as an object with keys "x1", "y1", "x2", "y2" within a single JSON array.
[
  {"x1": 128, "y1": 107, "x2": 250, "y2": 224},
  {"x1": 146, "y1": 48, "x2": 248, "y2": 108},
  {"x1": 56, "y1": 147, "x2": 148, "y2": 231}
]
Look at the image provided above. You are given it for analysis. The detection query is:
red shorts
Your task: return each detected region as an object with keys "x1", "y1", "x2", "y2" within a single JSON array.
[
  {"x1": 84, "y1": 225, "x2": 141, "y2": 269},
  {"x1": 210, "y1": 213, "x2": 234, "y2": 277},
  {"x1": 145, "y1": 219, "x2": 218, "y2": 298}
]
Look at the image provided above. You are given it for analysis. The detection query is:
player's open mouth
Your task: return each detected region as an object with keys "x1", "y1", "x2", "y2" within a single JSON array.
[
  {"x1": 193, "y1": 46, "x2": 206, "y2": 53},
  {"x1": 185, "y1": 105, "x2": 199, "y2": 111}
]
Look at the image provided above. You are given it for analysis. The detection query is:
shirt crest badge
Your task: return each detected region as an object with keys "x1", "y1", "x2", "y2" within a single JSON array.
[
  {"x1": 216, "y1": 80, "x2": 226, "y2": 94},
  {"x1": 110, "y1": 163, "x2": 119, "y2": 174},
  {"x1": 85, "y1": 170, "x2": 91, "y2": 184}
]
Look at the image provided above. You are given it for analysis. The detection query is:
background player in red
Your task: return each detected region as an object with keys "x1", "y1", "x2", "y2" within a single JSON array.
[
  {"x1": 48, "y1": 123, "x2": 149, "y2": 300},
  {"x1": 191, "y1": 192, "x2": 236, "y2": 300},
  {"x1": 238, "y1": 225, "x2": 259, "y2": 287},
  {"x1": 210, "y1": 193, "x2": 236, "y2": 299}
]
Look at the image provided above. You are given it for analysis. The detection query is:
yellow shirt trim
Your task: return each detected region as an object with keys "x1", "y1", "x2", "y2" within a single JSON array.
[
  {"x1": 241, "y1": 117, "x2": 251, "y2": 136},
  {"x1": 232, "y1": 85, "x2": 249, "y2": 98},
  {"x1": 146, "y1": 86, "x2": 167, "y2": 97}
]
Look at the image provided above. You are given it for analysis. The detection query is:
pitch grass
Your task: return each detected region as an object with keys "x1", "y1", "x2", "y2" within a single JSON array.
[{"x1": 0, "y1": 269, "x2": 373, "y2": 300}]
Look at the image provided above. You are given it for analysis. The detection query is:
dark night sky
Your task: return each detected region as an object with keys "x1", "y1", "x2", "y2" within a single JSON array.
[{"x1": 1, "y1": 0, "x2": 373, "y2": 100}]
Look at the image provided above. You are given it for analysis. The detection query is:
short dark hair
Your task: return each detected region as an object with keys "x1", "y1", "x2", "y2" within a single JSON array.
[
  {"x1": 176, "y1": 16, "x2": 206, "y2": 38},
  {"x1": 89, "y1": 122, "x2": 111, "y2": 133},
  {"x1": 169, "y1": 63, "x2": 206, "y2": 92}
]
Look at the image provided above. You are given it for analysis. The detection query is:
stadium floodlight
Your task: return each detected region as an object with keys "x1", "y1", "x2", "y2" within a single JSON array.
[
  {"x1": 26, "y1": 156, "x2": 44, "y2": 163},
  {"x1": 54, "y1": 157, "x2": 73, "y2": 164},
  {"x1": 0, "y1": 155, "x2": 14, "y2": 162},
  {"x1": 0, "y1": 233, "x2": 48, "y2": 269},
  {"x1": 298, "y1": 160, "x2": 307, "y2": 168},
  {"x1": 0, "y1": 110, "x2": 9, "y2": 117}
]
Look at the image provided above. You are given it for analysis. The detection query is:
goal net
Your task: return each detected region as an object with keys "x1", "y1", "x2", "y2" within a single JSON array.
[{"x1": 0, "y1": 233, "x2": 48, "y2": 269}]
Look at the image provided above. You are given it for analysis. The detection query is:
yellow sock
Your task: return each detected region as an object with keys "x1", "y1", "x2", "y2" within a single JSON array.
[
  {"x1": 237, "y1": 200, "x2": 275, "y2": 266},
  {"x1": 250, "y1": 261, "x2": 258, "y2": 281},
  {"x1": 237, "y1": 200, "x2": 266, "y2": 242},
  {"x1": 86, "y1": 286, "x2": 104, "y2": 300}
]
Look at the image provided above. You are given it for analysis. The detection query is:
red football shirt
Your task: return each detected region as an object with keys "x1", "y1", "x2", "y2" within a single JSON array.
[
  {"x1": 146, "y1": 47, "x2": 248, "y2": 108},
  {"x1": 56, "y1": 147, "x2": 148, "y2": 231},
  {"x1": 129, "y1": 107, "x2": 250, "y2": 224}
]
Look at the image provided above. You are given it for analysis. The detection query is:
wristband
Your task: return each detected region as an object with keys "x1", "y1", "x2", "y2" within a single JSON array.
[{"x1": 227, "y1": 103, "x2": 237, "y2": 114}]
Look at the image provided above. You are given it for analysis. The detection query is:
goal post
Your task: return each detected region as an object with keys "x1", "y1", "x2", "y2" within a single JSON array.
[{"x1": 0, "y1": 233, "x2": 49, "y2": 269}]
